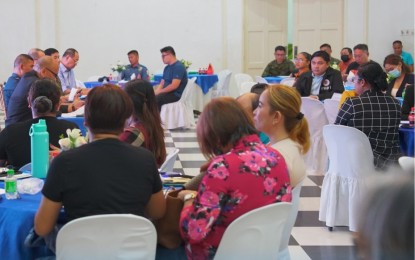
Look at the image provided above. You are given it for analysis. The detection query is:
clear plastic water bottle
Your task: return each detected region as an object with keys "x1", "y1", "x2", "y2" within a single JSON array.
[
  {"x1": 5, "y1": 169, "x2": 19, "y2": 200},
  {"x1": 29, "y1": 119, "x2": 49, "y2": 178}
]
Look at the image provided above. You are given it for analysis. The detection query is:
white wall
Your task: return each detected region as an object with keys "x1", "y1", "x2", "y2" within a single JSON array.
[
  {"x1": 1, "y1": 0, "x2": 413, "y2": 83},
  {"x1": 0, "y1": 0, "x2": 244, "y2": 82},
  {"x1": 345, "y1": 0, "x2": 414, "y2": 64}
]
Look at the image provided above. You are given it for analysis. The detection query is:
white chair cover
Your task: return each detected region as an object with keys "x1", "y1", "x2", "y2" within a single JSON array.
[
  {"x1": 212, "y1": 70, "x2": 232, "y2": 98},
  {"x1": 398, "y1": 156, "x2": 414, "y2": 172},
  {"x1": 239, "y1": 81, "x2": 257, "y2": 96},
  {"x1": 300, "y1": 97, "x2": 328, "y2": 175},
  {"x1": 56, "y1": 214, "x2": 157, "y2": 260},
  {"x1": 158, "y1": 148, "x2": 180, "y2": 173},
  {"x1": 160, "y1": 78, "x2": 197, "y2": 130},
  {"x1": 278, "y1": 179, "x2": 304, "y2": 260},
  {"x1": 280, "y1": 77, "x2": 296, "y2": 87},
  {"x1": 255, "y1": 76, "x2": 268, "y2": 84},
  {"x1": 319, "y1": 125, "x2": 376, "y2": 232},
  {"x1": 323, "y1": 99, "x2": 340, "y2": 124},
  {"x1": 214, "y1": 202, "x2": 292, "y2": 260},
  {"x1": 234, "y1": 73, "x2": 254, "y2": 95}
]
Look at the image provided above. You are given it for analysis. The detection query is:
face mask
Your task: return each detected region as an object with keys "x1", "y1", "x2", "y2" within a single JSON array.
[
  {"x1": 341, "y1": 55, "x2": 350, "y2": 62},
  {"x1": 388, "y1": 68, "x2": 401, "y2": 79}
]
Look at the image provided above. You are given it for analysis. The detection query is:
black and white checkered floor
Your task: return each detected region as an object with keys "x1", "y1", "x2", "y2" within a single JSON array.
[{"x1": 165, "y1": 120, "x2": 356, "y2": 260}]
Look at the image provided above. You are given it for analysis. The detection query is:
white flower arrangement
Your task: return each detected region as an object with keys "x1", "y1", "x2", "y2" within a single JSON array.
[
  {"x1": 111, "y1": 61, "x2": 126, "y2": 73},
  {"x1": 58, "y1": 129, "x2": 88, "y2": 151},
  {"x1": 180, "y1": 59, "x2": 192, "y2": 69}
]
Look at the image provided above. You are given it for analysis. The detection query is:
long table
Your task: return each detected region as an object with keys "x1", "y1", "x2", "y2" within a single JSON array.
[
  {"x1": 0, "y1": 182, "x2": 55, "y2": 259},
  {"x1": 399, "y1": 126, "x2": 414, "y2": 156}
]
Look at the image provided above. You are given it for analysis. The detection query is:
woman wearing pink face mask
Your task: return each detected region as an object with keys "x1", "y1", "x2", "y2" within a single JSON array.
[{"x1": 383, "y1": 54, "x2": 414, "y2": 98}]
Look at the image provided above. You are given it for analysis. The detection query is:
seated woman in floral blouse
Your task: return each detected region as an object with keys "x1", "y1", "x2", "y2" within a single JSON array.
[
  {"x1": 120, "y1": 79, "x2": 166, "y2": 167},
  {"x1": 178, "y1": 97, "x2": 292, "y2": 259}
]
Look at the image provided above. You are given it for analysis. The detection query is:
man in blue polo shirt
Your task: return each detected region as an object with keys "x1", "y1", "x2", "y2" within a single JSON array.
[
  {"x1": 393, "y1": 40, "x2": 414, "y2": 72},
  {"x1": 154, "y1": 46, "x2": 188, "y2": 111}
]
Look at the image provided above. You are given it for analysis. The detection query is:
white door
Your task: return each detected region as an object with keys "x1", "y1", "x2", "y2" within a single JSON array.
[
  {"x1": 244, "y1": 0, "x2": 288, "y2": 77},
  {"x1": 293, "y1": 0, "x2": 344, "y2": 58}
]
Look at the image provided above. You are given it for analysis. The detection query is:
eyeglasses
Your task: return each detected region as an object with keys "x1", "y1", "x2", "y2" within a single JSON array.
[
  {"x1": 295, "y1": 58, "x2": 305, "y2": 62},
  {"x1": 45, "y1": 67, "x2": 58, "y2": 77},
  {"x1": 69, "y1": 56, "x2": 79, "y2": 64},
  {"x1": 161, "y1": 53, "x2": 171, "y2": 58}
]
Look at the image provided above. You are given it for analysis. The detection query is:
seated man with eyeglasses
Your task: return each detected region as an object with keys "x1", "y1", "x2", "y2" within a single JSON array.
[
  {"x1": 58, "y1": 48, "x2": 88, "y2": 96},
  {"x1": 154, "y1": 46, "x2": 188, "y2": 112}
]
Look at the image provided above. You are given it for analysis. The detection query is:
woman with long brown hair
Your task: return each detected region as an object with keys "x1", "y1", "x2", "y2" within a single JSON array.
[{"x1": 120, "y1": 79, "x2": 166, "y2": 167}]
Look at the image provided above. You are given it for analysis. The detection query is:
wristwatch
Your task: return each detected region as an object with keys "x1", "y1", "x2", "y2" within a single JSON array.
[{"x1": 184, "y1": 193, "x2": 196, "y2": 202}]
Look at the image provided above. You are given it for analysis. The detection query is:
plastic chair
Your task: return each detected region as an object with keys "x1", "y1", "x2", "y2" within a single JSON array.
[
  {"x1": 323, "y1": 99, "x2": 340, "y2": 124},
  {"x1": 398, "y1": 156, "x2": 414, "y2": 172},
  {"x1": 319, "y1": 125, "x2": 376, "y2": 232},
  {"x1": 214, "y1": 202, "x2": 292, "y2": 260},
  {"x1": 158, "y1": 148, "x2": 180, "y2": 173},
  {"x1": 212, "y1": 70, "x2": 232, "y2": 98},
  {"x1": 280, "y1": 77, "x2": 296, "y2": 87},
  {"x1": 56, "y1": 214, "x2": 157, "y2": 260},
  {"x1": 278, "y1": 179, "x2": 304, "y2": 260},
  {"x1": 0, "y1": 83, "x2": 6, "y2": 121},
  {"x1": 160, "y1": 77, "x2": 197, "y2": 129},
  {"x1": 19, "y1": 163, "x2": 31, "y2": 172},
  {"x1": 234, "y1": 73, "x2": 254, "y2": 95},
  {"x1": 239, "y1": 81, "x2": 257, "y2": 95},
  {"x1": 255, "y1": 76, "x2": 268, "y2": 84},
  {"x1": 301, "y1": 97, "x2": 329, "y2": 175}
]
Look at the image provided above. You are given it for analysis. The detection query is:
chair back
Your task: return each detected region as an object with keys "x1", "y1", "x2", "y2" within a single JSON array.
[
  {"x1": 278, "y1": 179, "x2": 304, "y2": 259},
  {"x1": 0, "y1": 83, "x2": 6, "y2": 120},
  {"x1": 56, "y1": 214, "x2": 157, "y2": 260},
  {"x1": 19, "y1": 163, "x2": 32, "y2": 172},
  {"x1": 160, "y1": 78, "x2": 196, "y2": 129},
  {"x1": 234, "y1": 73, "x2": 253, "y2": 94},
  {"x1": 323, "y1": 99, "x2": 340, "y2": 124},
  {"x1": 179, "y1": 77, "x2": 197, "y2": 103},
  {"x1": 213, "y1": 70, "x2": 232, "y2": 98},
  {"x1": 301, "y1": 97, "x2": 328, "y2": 175},
  {"x1": 398, "y1": 156, "x2": 414, "y2": 173},
  {"x1": 239, "y1": 81, "x2": 257, "y2": 95},
  {"x1": 280, "y1": 77, "x2": 296, "y2": 87},
  {"x1": 158, "y1": 148, "x2": 180, "y2": 173},
  {"x1": 319, "y1": 125, "x2": 375, "y2": 231},
  {"x1": 214, "y1": 202, "x2": 292, "y2": 260},
  {"x1": 255, "y1": 76, "x2": 268, "y2": 84}
]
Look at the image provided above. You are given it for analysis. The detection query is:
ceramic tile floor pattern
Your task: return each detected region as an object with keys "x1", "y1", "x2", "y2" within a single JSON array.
[
  {"x1": 0, "y1": 111, "x2": 356, "y2": 259},
  {"x1": 165, "y1": 124, "x2": 356, "y2": 260}
]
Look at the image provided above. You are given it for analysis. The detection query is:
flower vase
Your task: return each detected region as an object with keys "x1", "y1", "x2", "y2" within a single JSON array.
[{"x1": 115, "y1": 72, "x2": 122, "y2": 81}]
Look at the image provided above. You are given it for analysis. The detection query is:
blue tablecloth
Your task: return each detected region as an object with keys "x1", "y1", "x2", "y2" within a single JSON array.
[
  {"x1": 58, "y1": 117, "x2": 86, "y2": 136},
  {"x1": 399, "y1": 126, "x2": 414, "y2": 156},
  {"x1": 84, "y1": 81, "x2": 118, "y2": 88},
  {"x1": 154, "y1": 74, "x2": 218, "y2": 94},
  {"x1": 264, "y1": 76, "x2": 285, "y2": 84},
  {"x1": 0, "y1": 183, "x2": 54, "y2": 259}
]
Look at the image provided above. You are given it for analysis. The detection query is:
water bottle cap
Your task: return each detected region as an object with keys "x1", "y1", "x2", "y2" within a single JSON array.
[{"x1": 33, "y1": 119, "x2": 47, "y2": 132}]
